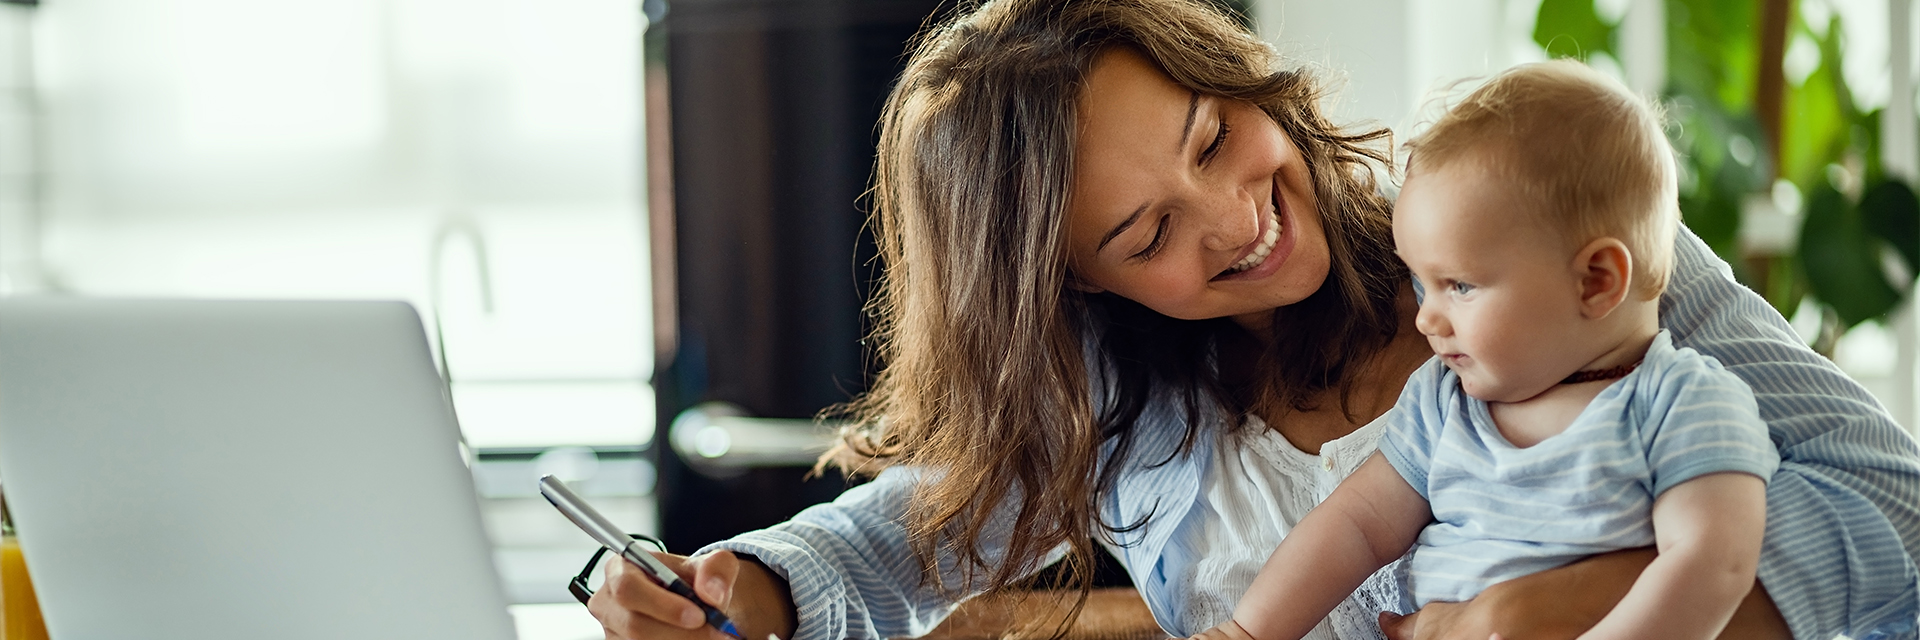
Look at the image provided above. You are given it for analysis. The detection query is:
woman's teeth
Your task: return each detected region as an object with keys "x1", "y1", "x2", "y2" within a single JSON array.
[{"x1": 1225, "y1": 212, "x2": 1283, "y2": 274}]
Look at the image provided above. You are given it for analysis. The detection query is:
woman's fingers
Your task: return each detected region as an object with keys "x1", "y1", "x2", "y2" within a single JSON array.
[
  {"x1": 588, "y1": 592, "x2": 732, "y2": 640},
  {"x1": 686, "y1": 550, "x2": 742, "y2": 609},
  {"x1": 587, "y1": 547, "x2": 799, "y2": 640},
  {"x1": 592, "y1": 552, "x2": 706, "y2": 631},
  {"x1": 1380, "y1": 603, "x2": 1479, "y2": 640},
  {"x1": 1381, "y1": 601, "x2": 1507, "y2": 640},
  {"x1": 1379, "y1": 610, "x2": 1418, "y2": 640},
  {"x1": 586, "y1": 550, "x2": 750, "y2": 640}
]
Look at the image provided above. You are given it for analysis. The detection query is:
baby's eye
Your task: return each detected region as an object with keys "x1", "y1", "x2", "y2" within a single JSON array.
[{"x1": 1450, "y1": 281, "x2": 1475, "y2": 295}]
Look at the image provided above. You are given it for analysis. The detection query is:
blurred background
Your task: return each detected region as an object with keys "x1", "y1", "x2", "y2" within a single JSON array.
[{"x1": 0, "y1": 0, "x2": 1910, "y2": 637}]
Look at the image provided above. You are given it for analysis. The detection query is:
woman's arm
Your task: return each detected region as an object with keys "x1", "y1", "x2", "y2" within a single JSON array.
[
  {"x1": 1660, "y1": 225, "x2": 1920, "y2": 638},
  {"x1": 591, "y1": 465, "x2": 1063, "y2": 640},
  {"x1": 1576, "y1": 473, "x2": 1767, "y2": 640}
]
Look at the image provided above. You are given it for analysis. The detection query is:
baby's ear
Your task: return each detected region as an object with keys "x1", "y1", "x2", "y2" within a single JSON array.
[{"x1": 1574, "y1": 237, "x2": 1633, "y2": 319}]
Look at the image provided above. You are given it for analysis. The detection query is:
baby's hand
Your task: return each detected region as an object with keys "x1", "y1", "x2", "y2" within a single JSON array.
[{"x1": 1189, "y1": 620, "x2": 1259, "y2": 640}]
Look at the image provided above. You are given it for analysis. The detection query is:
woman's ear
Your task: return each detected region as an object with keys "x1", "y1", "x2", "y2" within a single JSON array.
[{"x1": 1574, "y1": 237, "x2": 1633, "y2": 319}]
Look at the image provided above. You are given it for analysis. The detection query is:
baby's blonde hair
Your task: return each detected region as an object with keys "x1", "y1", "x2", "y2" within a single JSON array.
[{"x1": 1406, "y1": 59, "x2": 1678, "y2": 299}]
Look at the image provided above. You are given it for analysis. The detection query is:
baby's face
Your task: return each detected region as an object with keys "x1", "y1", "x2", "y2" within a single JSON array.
[{"x1": 1394, "y1": 164, "x2": 1603, "y2": 403}]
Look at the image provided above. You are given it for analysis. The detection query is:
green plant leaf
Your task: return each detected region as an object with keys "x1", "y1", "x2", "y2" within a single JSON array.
[
  {"x1": 1860, "y1": 109, "x2": 1885, "y2": 184},
  {"x1": 1534, "y1": 0, "x2": 1614, "y2": 60},
  {"x1": 1681, "y1": 156, "x2": 1752, "y2": 259},
  {"x1": 1861, "y1": 179, "x2": 1920, "y2": 277},
  {"x1": 1782, "y1": 19, "x2": 1854, "y2": 193},
  {"x1": 1665, "y1": 0, "x2": 1767, "y2": 279},
  {"x1": 1666, "y1": 0, "x2": 1758, "y2": 112},
  {"x1": 1782, "y1": 65, "x2": 1846, "y2": 190},
  {"x1": 1800, "y1": 182, "x2": 1902, "y2": 327}
]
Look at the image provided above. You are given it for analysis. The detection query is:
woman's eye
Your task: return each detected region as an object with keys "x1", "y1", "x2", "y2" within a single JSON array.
[
  {"x1": 1201, "y1": 118, "x2": 1231, "y2": 164},
  {"x1": 1132, "y1": 216, "x2": 1171, "y2": 261}
]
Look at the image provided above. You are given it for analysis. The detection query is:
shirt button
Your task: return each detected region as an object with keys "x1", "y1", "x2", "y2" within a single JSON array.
[{"x1": 1321, "y1": 457, "x2": 1335, "y2": 472}]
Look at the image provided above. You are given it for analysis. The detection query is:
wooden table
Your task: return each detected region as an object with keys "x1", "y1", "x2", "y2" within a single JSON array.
[{"x1": 916, "y1": 588, "x2": 1172, "y2": 640}]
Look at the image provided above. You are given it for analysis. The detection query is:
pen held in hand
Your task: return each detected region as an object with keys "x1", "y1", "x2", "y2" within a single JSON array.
[{"x1": 538, "y1": 475, "x2": 747, "y2": 640}]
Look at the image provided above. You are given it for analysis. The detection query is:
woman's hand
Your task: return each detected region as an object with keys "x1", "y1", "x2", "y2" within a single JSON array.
[
  {"x1": 1374, "y1": 549, "x2": 1644, "y2": 640},
  {"x1": 1376, "y1": 602, "x2": 1474, "y2": 640},
  {"x1": 587, "y1": 549, "x2": 798, "y2": 640},
  {"x1": 1375, "y1": 548, "x2": 1789, "y2": 640}
]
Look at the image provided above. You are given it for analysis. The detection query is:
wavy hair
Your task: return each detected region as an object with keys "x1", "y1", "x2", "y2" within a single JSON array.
[{"x1": 821, "y1": 0, "x2": 1404, "y2": 631}]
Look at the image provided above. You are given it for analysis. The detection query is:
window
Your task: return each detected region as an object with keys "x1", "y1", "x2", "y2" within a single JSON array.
[{"x1": 4, "y1": 0, "x2": 655, "y2": 615}]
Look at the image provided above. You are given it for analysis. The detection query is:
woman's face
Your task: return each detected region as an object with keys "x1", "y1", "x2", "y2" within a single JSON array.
[{"x1": 1065, "y1": 48, "x2": 1330, "y2": 329}]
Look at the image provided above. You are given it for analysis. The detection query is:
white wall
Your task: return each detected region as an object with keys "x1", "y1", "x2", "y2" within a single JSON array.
[
  {"x1": 1253, "y1": 0, "x2": 1535, "y2": 134},
  {"x1": 1254, "y1": 0, "x2": 1412, "y2": 130}
]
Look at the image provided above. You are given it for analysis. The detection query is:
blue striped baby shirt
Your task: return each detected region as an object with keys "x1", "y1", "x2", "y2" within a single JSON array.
[
  {"x1": 699, "y1": 226, "x2": 1920, "y2": 640},
  {"x1": 1379, "y1": 330, "x2": 1780, "y2": 607}
]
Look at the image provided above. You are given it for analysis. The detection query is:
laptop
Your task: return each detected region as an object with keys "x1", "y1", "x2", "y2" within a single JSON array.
[{"x1": 0, "y1": 299, "x2": 517, "y2": 640}]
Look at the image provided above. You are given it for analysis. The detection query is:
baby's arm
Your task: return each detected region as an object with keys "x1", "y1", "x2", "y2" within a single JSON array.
[
  {"x1": 1576, "y1": 471, "x2": 1768, "y2": 640},
  {"x1": 1200, "y1": 453, "x2": 1431, "y2": 640}
]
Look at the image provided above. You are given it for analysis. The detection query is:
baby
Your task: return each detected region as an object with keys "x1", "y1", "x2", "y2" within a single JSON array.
[{"x1": 1195, "y1": 60, "x2": 1780, "y2": 640}]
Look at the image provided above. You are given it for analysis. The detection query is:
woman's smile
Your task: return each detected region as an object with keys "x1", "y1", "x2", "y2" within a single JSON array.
[{"x1": 1213, "y1": 181, "x2": 1290, "y2": 281}]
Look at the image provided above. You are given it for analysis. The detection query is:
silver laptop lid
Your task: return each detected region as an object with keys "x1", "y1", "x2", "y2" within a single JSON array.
[{"x1": 0, "y1": 299, "x2": 515, "y2": 640}]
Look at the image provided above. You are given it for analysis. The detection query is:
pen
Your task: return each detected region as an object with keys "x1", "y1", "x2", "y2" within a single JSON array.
[{"x1": 539, "y1": 475, "x2": 747, "y2": 640}]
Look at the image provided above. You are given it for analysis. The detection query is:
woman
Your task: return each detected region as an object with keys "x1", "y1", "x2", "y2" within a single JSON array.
[{"x1": 589, "y1": 0, "x2": 1920, "y2": 638}]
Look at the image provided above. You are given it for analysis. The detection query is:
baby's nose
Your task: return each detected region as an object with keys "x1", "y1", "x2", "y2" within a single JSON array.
[{"x1": 1415, "y1": 303, "x2": 1449, "y2": 336}]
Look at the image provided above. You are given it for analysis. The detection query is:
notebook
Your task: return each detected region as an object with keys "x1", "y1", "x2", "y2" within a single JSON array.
[{"x1": 0, "y1": 298, "x2": 517, "y2": 640}]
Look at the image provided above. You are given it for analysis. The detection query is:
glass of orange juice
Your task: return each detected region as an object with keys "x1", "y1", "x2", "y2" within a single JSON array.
[{"x1": 0, "y1": 495, "x2": 47, "y2": 640}]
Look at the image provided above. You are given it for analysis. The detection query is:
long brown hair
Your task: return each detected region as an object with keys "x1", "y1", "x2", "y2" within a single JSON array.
[{"x1": 824, "y1": 0, "x2": 1403, "y2": 628}]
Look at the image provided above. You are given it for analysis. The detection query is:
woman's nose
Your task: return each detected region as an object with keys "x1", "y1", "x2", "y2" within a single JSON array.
[{"x1": 1199, "y1": 187, "x2": 1261, "y2": 252}]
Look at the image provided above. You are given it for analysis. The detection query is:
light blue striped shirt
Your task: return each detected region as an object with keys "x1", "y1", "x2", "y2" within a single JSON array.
[
  {"x1": 700, "y1": 226, "x2": 1920, "y2": 640},
  {"x1": 1380, "y1": 330, "x2": 1780, "y2": 606}
]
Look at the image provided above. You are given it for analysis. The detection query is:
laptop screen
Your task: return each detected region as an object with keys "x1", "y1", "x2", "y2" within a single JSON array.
[{"x1": 0, "y1": 299, "x2": 515, "y2": 640}]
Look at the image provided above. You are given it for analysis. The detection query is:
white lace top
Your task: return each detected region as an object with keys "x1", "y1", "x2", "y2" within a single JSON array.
[{"x1": 1162, "y1": 414, "x2": 1408, "y2": 640}]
